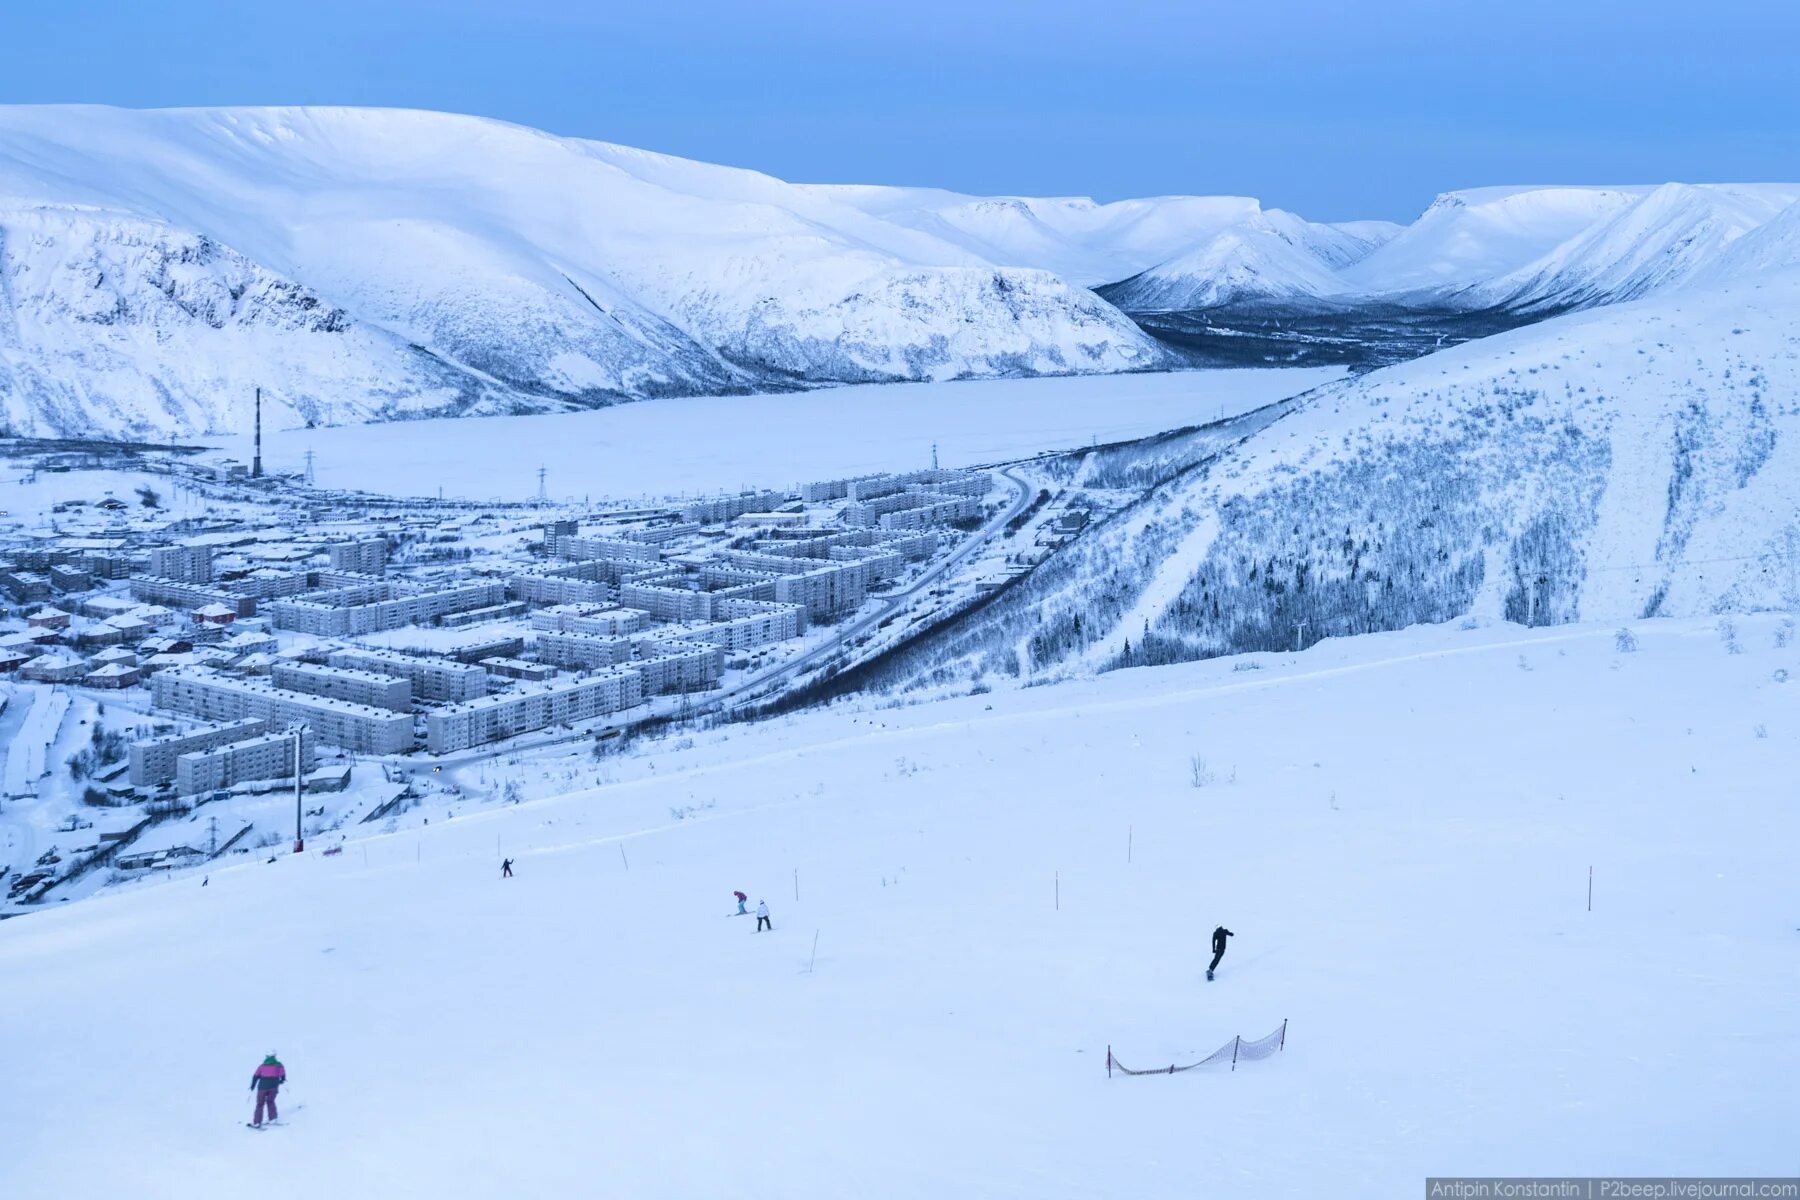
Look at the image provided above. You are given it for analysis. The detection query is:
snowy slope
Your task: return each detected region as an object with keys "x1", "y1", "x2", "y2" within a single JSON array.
[
  {"x1": 1, "y1": 616, "x2": 1793, "y2": 1197},
  {"x1": 800, "y1": 186, "x2": 1274, "y2": 287},
  {"x1": 1096, "y1": 209, "x2": 1390, "y2": 311},
  {"x1": 1457, "y1": 183, "x2": 1800, "y2": 312},
  {"x1": 881, "y1": 270, "x2": 1800, "y2": 684},
  {"x1": 0, "y1": 106, "x2": 1171, "y2": 438},
  {"x1": 1339, "y1": 185, "x2": 1650, "y2": 295}
]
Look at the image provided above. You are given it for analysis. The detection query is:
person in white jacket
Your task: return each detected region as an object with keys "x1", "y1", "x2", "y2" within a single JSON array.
[{"x1": 755, "y1": 900, "x2": 772, "y2": 932}]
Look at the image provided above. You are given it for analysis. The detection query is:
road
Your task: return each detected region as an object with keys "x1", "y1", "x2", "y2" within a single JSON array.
[{"x1": 404, "y1": 467, "x2": 1034, "y2": 770}]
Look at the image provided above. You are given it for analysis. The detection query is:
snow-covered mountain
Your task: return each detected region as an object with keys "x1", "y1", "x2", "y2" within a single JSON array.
[
  {"x1": 1450, "y1": 183, "x2": 1800, "y2": 312},
  {"x1": 802, "y1": 186, "x2": 1272, "y2": 287},
  {"x1": 872, "y1": 266, "x2": 1800, "y2": 687},
  {"x1": 0, "y1": 106, "x2": 1168, "y2": 438},
  {"x1": 3, "y1": 102, "x2": 1797, "y2": 440},
  {"x1": 1094, "y1": 209, "x2": 1394, "y2": 311},
  {"x1": 1094, "y1": 182, "x2": 1800, "y2": 325}
]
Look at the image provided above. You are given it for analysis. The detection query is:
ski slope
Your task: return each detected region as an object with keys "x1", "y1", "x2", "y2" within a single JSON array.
[{"x1": 1, "y1": 616, "x2": 1792, "y2": 1197}]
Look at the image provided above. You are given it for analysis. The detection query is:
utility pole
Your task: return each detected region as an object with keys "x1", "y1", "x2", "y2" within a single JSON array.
[
  {"x1": 292, "y1": 729, "x2": 305, "y2": 853},
  {"x1": 931, "y1": 442, "x2": 939, "y2": 471},
  {"x1": 1294, "y1": 620, "x2": 1308, "y2": 653},
  {"x1": 537, "y1": 466, "x2": 547, "y2": 505},
  {"x1": 303, "y1": 449, "x2": 316, "y2": 488}
]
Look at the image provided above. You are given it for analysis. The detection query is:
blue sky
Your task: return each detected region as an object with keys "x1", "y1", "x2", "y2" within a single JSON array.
[{"x1": 6, "y1": 0, "x2": 1796, "y2": 221}]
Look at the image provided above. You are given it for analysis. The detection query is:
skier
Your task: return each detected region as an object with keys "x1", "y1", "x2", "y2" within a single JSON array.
[
  {"x1": 755, "y1": 900, "x2": 772, "y2": 932},
  {"x1": 734, "y1": 890, "x2": 748, "y2": 915},
  {"x1": 248, "y1": 1053, "x2": 287, "y2": 1127},
  {"x1": 501, "y1": 858, "x2": 514, "y2": 879},
  {"x1": 1207, "y1": 925, "x2": 1234, "y2": 981}
]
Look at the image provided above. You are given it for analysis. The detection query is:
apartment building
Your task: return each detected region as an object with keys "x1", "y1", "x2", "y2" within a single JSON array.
[
  {"x1": 425, "y1": 668, "x2": 644, "y2": 753},
  {"x1": 326, "y1": 647, "x2": 488, "y2": 703},
  {"x1": 151, "y1": 668, "x2": 415, "y2": 754},
  {"x1": 634, "y1": 641, "x2": 726, "y2": 694},
  {"x1": 128, "y1": 717, "x2": 273, "y2": 787},
  {"x1": 268, "y1": 580, "x2": 507, "y2": 636},
  {"x1": 271, "y1": 662, "x2": 413, "y2": 713},
  {"x1": 680, "y1": 490, "x2": 787, "y2": 524},
  {"x1": 655, "y1": 600, "x2": 803, "y2": 652},
  {"x1": 722, "y1": 552, "x2": 869, "y2": 619},
  {"x1": 130, "y1": 578, "x2": 258, "y2": 617},
  {"x1": 326, "y1": 538, "x2": 387, "y2": 575},
  {"x1": 511, "y1": 573, "x2": 612, "y2": 607},
  {"x1": 544, "y1": 533, "x2": 661, "y2": 562},
  {"x1": 148, "y1": 544, "x2": 214, "y2": 584},
  {"x1": 175, "y1": 727, "x2": 314, "y2": 796},
  {"x1": 533, "y1": 631, "x2": 634, "y2": 671}
]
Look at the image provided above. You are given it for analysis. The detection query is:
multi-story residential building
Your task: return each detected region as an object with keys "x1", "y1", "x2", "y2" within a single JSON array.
[
  {"x1": 680, "y1": 490, "x2": 787, "y2": 524},
  {"x1": 271, "y1": 662, "x2": 413, "y2": 713},
  {"x1": 326, "y1": 538, "x2": 387, "y2": 575},
  {"x1": 128, "y1": 717, "x2": 273, "y2": 787},
  {"x1": 151, "y1": 669, "x2": 415, "y2": 754},
  {"x1": 632, "y1": 640, "x2": 727, "y2": 694},
  {"x1": 544, "y1": 534, "x2": 661, "y2": 563},
  {"x1": 533, "y1": 631, "x2": 635, "y2": 671},
  {"x1": 326, "y1": 648, "x2": 489, "y2": 703},
  {"x1": 511, "y1": 573, "x2": 612, "y2": 607},
  {"x1": 129, "y1": 578, "x2": 258, "y2": 617},
  {"x1": 268, "y1": 580, "x2": 507, "y2": 636},
  {"x1": 175, "y1": 727, "x2": 314, "y2": 795},
  {"x1": 148, "y1": 544, "x2": 214, "y2": 584},
  {"x1": 425, "y1": 668, "x2": 644, "y2": 754}
]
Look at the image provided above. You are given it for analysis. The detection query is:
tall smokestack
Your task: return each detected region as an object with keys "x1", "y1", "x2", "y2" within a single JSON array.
[{"x1": 253, "y1": 387, "x2": 263, "y2": 479}]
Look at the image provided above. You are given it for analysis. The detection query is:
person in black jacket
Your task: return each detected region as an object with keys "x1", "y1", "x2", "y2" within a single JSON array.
[{"x1": 1207, "y1": 926, "x2": 1234, "y2": 980}]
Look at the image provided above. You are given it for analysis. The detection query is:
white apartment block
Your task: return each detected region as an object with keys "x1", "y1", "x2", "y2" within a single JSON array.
[
  {"x1": 425, "y1": 668, "x2": 644, "y2": 754},
  {"x1": 148, "y1": 544, "x2": 214, "y2": 584},
  {"x1": 268, "y1": 580, "x2": 508, "y2": 636},
  {"x1": 128, "y1": 717, "x2": 272, "y2": 787},
  {"x1": 878, "y1": 495, "x2": 982, "y2": 531},
  {"x1": 326, "y1": 538, "x2": 388, "y2": 575},
  {"x1": 625, "y1": 521, "x2": 702, "y2": 543},
  {"x1": 723, "y1": 552, "x2": 869, "y2": 619},
  {"x1": 829, "y1": 546, "x2": 905, "y2": 584},
  {"x1": 634, "y1": 642, "x2": 727, "y2": 694},
  {"x1": 545, "y1": 533, "x2": 661, "y2": 562},
  {"x1": 534, "y1": 631, "x2": 635, "y2": 671},
  {"x1": 152, "y1": 668, "x2": 415, "y2": 754},
  {"x1": 272, "y1": 662, "x2": 414, "y2": 712},
  {"x1": 655, "y1": 600, "x2": 804, "y2": 652},
  {"x1": 175, "y1": 728, "x2": 314, "y2": 796},
  {"x1": 681, "y1": 490, "x2": 787, "y2": 524},
  {"x1": 512, "y1": 573, "x2": 612, "y2": 607},
  {"x1": 130, "y1": 578, "x2": 257, "y2": 616},
  {"x1": 327, "y1": 648, "x2": 488, "y2": 703},
  {"x1": 619, "y1": 582, "x2": 714, "y2": 623}
]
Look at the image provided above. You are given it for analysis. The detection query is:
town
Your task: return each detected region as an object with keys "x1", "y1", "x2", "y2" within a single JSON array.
[{"x1": 0, "y1": 442, "x2": 1090, "y2": 908}]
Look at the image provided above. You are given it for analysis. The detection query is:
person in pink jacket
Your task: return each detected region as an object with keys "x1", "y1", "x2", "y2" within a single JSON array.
[{"x1": 249, "y1": 1054, "x2": 287, "y2": 1127}]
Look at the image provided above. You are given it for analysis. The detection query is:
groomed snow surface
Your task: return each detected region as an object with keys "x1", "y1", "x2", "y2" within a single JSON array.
[{"x1": 2, "y1": 615, "x2": 1794, "y2": 1197}]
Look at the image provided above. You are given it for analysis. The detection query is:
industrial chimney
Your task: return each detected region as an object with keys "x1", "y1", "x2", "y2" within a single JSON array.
[{"x1": 252, "y1": 387, "x2": 263, "y2": 479}]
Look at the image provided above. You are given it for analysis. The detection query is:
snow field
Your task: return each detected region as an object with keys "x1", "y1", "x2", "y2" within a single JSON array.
[
  {"x1": 0, "y1": 616, "x2": 1794, "y2": 1197},
  {"x1": 209, "y1": 366, "x2": 1344, "y2": 501}
]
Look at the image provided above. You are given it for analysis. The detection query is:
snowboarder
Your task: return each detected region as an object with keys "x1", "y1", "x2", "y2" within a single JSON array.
[
  {"x1": 501, "y1": 858, "x2": 514, "y2": 879},
  {"x1": 734, "y1": 890, "x2": 748, "y2": 915},
  {"x1": 1207, "y1": 926, "x2": 1234, "y2": 980},
  {"x1": 248, "y1": 1053, "x2": 287, "y2": 1127},
  {"x1": 755, "y1": 900, "x2": 771, "y2": 932}
]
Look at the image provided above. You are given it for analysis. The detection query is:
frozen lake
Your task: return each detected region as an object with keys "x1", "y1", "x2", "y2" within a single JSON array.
[{"x1": 206, "y1": 368, "x2": 1344, "y2": 502}]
